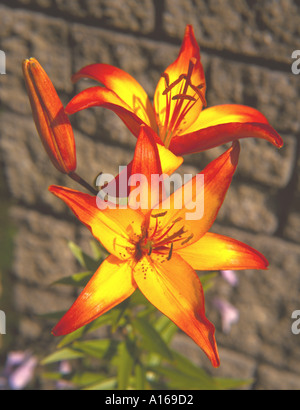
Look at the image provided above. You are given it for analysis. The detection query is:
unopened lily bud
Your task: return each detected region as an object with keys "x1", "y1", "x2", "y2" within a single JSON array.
[{"x1": 22, "y1": 58, "x2": 76, "y2": 174}]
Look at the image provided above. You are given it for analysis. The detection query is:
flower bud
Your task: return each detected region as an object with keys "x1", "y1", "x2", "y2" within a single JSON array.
[{"x1": 22, "y1": 58, "x2": 76, "y2": 174}]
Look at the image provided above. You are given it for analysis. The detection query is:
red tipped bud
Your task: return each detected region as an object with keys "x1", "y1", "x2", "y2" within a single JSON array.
[{"x1": 22, "y1": 58, "x2": 76, "y2": 174}]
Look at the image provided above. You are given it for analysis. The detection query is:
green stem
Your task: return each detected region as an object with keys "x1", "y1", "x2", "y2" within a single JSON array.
[{"x1": 68, "y1": 171, "x2": 98, "y2": 195}]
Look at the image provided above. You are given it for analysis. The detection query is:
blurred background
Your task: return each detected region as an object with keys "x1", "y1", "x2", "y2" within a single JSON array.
[{"x1": 0, "y1": 0, "x2": 299, "y2": 389}]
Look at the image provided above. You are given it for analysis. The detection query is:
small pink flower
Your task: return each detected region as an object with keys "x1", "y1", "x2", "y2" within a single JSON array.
[
  {"x1": 213, "y1": 298, "x2": 239, "y2": 334},
  {"x1": 220, "y1": 270, "x2": 239, "y2": 287},
  {"x1": 1, "y1": 351, "x2": 37, "y2": 390}
]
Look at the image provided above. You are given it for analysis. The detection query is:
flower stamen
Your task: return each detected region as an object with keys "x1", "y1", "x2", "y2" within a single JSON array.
[{"x1": 159, "y1": 58, "x2": 206, "y2": 143}]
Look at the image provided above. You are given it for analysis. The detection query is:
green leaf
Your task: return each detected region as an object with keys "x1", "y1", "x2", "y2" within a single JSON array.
[
  {"x1": 199, "y1": 272, "x2": 218, "y2": 292},
  {"x1": 154, "y1": 314, "x2": 178, "y2": 344},
  {"x1": 117, "y1": 341, "x2": 134, "y2": 390},
  {"x1": 152, "y1": 351, "x2": 251, "y2": 390},
  {"x1": 57, "y1": 327, "x2": 86, "y2": 348},
  {"x1": 133, "y1": 317, "x2": 173, "y2": 362},
  {"x1": 71, "y1": 372, "x2": 107, "y2": 388},
  {"x1": 155, "y1": 367, "x2": 199, "y2": 389},
  {"x1": 150, "y1": 351, "x2": 216, "y2": 390},
  {"x1": 111, "y1": 300, "x2": 130, "y2": 331},
  {"x1": 128, "y1": 289, "x2": 152, "y2": 307},
  {"x1": 171, "y1": 351, "x2": 210, "y2": 380},
  {"x1": 83, "y1": 377, "x2": 117, "y2": 390},
  {"x1": 41, "y1": 371, "x2": 65, "y2": 381},
  {"x1": 50, "y1": 271, "x2": 93, "y2": 287},
  {"x1": 68, "y1": 241, "x2": 100, "y2": 271},
  {"x1": 84, "y1": 310, "x2": 119, "y2": 334},
  {"x1": 134, "y1": 363, "x2": 146, "y2": 390},
  {"x1": 214, "y1": 377, "x2": 253, "y2": 390},
  {"x1": 89, "y1": 240, "x2": 107, "y2": 260},
  {"x1": 72, "y1": 339, "x2": 114, "y2": 359},
  {"x1": 41, "y1": 348, "x2": 84, "y2": 365}
]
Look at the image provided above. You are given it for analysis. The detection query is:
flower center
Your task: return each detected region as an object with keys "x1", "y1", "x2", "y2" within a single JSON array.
[
  {"x1": 158, "y1": 58, "x2": 206, "y2": 147},
  {"x1": 135, "y1": 212, "x2": 196, "y2": 264}
]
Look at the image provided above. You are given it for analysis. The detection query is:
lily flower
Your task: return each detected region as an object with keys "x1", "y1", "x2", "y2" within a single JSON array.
[
  {"x1": 49, "y1": 127, "x2": 268, "y2": 368},
  {"x1": 65, "y1": 25, "x2": 283, "y2": 155},
  {"x1": 22, "y1": 58, "x2": 77, "y2": 174}
]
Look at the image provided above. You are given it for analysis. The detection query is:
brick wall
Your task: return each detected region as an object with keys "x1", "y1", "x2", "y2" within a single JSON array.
[{"x1": 0, "y1": 0, "x2": 299, "y2": 389}]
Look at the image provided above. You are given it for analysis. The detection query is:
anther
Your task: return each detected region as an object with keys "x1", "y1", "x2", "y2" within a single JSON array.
[
  {"x1": 190, "y1": 83, "x2": 207, "y2": 107},
  {"x1": 172, "y1": 217, "x2": 183, "y2": 224},
  {"x1": 181, "y1": 233, "x2": 194, "y2": 246},
  {"x1": 161, "y1": 72, "x2": 170, "y2": 88},
  {"x1": 151, "y1": 211, "x2": 168, "y2": 218},
  {"x1": 162, "y1": 74, "x2": 186, "y2": 95},
  {"x1": 167, "y1": 242, "x2": 173, "y2": 261},
  {"x1": 172, "y1": 94, "x2": 196, "y2": 101}
]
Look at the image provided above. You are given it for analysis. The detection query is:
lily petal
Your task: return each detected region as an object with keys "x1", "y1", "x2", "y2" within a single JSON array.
[
  {"x1": 186, "y1": 104, "x2": 271, "y2": 130},
  {"x1": 103, "y1": 125, "x2": 183, "y2": 200},
  {"x1": 133, "y1": 253, "x2": 220, "y2": 367},
  {"x1": 70, "y1": 63, "x2": 157, "y2": 130},
  {"x1": 49, "y1": 185, "x2": 145, "y2": 259},
  {"x1": 170, "y1": 104, "x2": 283, "y2": 155},
  {"x1": 65, "y1": 86, "x2": 148, "y2": 138},
  {"x1": 52, "y1": 255, "x2": 136, "y2": 336},
  {"x1": 177, "y1": 232, "x2": 268, "y2": 270},
  {"x1": 151, "y1": 141, "x2": 240, "y2": 248},
  {"x1": 129, "y1": 125, "x2": 164, "y2": 210}
]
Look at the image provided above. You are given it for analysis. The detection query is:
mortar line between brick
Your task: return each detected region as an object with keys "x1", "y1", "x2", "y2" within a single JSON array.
[{"x1": 0, "y1": 2, "x2": 292, "y2": 74}]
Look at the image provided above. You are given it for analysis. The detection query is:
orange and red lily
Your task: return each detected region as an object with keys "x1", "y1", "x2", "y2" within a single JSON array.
[
  {"x1": 49, "y1": 127, "x2": 268, "y2": 368},
  {"x1": 65, "y1": 25, "x2": 283, "y2": 155}
]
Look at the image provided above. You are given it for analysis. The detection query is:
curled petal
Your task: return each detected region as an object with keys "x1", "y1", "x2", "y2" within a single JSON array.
[
  {"x1": 70, "y1": 63, "x2": 157, "y2": 131},
  {"x1": 66, "y1": 86, "x2": 147, "y2": 138},
  {"x1": 170, "y1": 104, "x2": 283, "y2": 155},
  {"x1": 133, "y1": 253, "x2": 220, "y2": 367},
  {"x1": 184, "y1": 104, "x2": 271, "y2": 131},
  {"x1": 52, "y1": 256, "x2": 136, "y2": 336},
  {"x1": 177, "y1": 232, "x2": 269, "y2": 271},
  {"x1": 22, "y1": 58, "x2": 76, "y2": 174}
]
